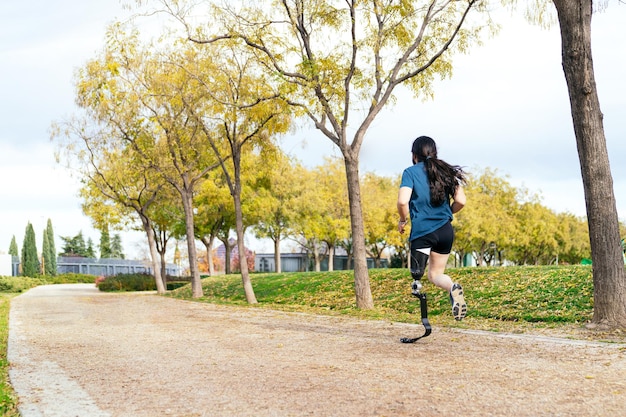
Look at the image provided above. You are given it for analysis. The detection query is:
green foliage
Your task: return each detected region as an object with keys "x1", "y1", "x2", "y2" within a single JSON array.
[
  {"x1": 85, "y1": 238, "x2": 96, "y2": 258},
  {"x1": 362, "y1": 172, "x2": 400, "y2": 266},
  {"x1": 20, "y1": 222, "x2": 39, "y2": 277},
  {"x1": 0, "y1": 273, "x2": 102, "y2": 293},
  {"x1": 110, "y1": 234, "x2": 124, "y2": 259},
  {"x1": 96, "y1": 273, "x2": 156, "y2": 292},
  {"x1": 0, "y1": 277, "x2": 45, "y2": 293},
  {"x1": 0, "y1": 295, "x2": 19, "y2": 416},
  {"x1": 59, "y1": 231, "x2": 89, "y2": 257},
  {"x1": 168, "y1": 266, "x2": 595, "y2": 327},
  {"x1": 42, "y1": 229, "x2": 50, "y2": 273},
  {"x1": 44, "y1": 273, "x2": 97, "y2": 285},
  {"x1": 43, "y1": 219, "x2": 57, "y2": 276},
  {"x1": 453, "y1": 168, "x2": 591, "y2": 266},
  {"x1": 8, "y1": 237, "x2": 18, "y2": 257},
  {"x1": 99, "y1": 227, "x2": 111, "y2": 258}
]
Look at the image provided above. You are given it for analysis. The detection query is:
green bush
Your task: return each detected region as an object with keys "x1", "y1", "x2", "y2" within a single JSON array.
[
  {"x1": 96, "y1": 273, "x2": 157, "y2": 292},
  {"x1": 167, "y1": 281, "x2": 190, "y2": 291},
  {"x1": 0, "y1": 276, "x2": 45, "y2": 293},
  {"x1": 0, "y1": 295, "x2": 19, "y2": 416},
  {"x1": 44, "y1": 273, "x2": 96, "y2": 284}
]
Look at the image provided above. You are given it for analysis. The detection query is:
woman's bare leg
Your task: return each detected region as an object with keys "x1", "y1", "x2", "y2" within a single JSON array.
[{"x1": 427, "y1": 251, "x2": 453, "y2": 291}]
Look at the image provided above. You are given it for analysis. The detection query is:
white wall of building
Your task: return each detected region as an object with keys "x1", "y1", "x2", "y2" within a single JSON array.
[{"x1": 0, "y1": 254, "x2": 12, "y2": 276}]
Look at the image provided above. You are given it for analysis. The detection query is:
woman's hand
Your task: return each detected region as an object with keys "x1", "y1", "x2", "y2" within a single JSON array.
[{"x1": 398, "y1": 219, "x2": 408, "y2": 234}]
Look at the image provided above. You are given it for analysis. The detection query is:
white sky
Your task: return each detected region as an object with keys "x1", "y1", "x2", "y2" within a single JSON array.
[{"x1": 1, "y1": 0, "x2": 625, "y2": 259}]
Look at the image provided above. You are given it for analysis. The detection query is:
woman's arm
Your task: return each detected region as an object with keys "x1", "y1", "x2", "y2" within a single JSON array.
[
  {"x1": 397, "y1": 186, "x2": 412, "y2": 234},
  {"x1": 451, "y1": 186, "x2": 466, "y2": 214}
]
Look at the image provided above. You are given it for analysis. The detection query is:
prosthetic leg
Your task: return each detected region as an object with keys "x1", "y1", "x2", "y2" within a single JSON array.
[{"x1": 400, "y1": 250, "x2": 432, "y2": 343}]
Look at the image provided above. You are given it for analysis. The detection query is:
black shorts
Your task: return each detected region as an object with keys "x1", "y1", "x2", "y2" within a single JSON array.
[{"x1": 410, "y1": 221, "x2": 454, "y2": 255}]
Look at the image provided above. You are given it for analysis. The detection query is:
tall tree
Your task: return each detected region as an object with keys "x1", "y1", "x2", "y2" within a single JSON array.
[
  {"x1": 168, "y1": 0, "x2": 490, "y2": 308},
  {"x1": 59, "y1": 231, "x2": 88, "y2": 257},
  {"x1": 185, "y1": 42, "x2": 292, "y2": 303},
  {"x1": 8, "y1": 236, "x2": 18, "y2": 257},
  {"x1": 292, "y1": 165, "x2": 329, "y2": 272},
  {"x1": 53, "y1": 33, "x2": 171, "y2": 293},
  {"x1": 111, "y1": 234, "x2": 125, "y2": 259},
  {"x1": 195, "y1": 169, "x2": 236, "y2": 276},
  {"x1": 41, "y1": 231, "x2": 50, "y2": 275},
  {"x1": 21, "y1": 222, "x2": 39, "y2": 277},
  {"x1": 86, "y1": 238, "x2": 97, "y2": 258},
  {"x1": 251, "y1": 152, "x2": 303, "y2": 273},
  {"x1": 64, "y1": 27, "x2": 221, "y2": 297},
  {"x1": 76, "y1": 152, "x2": 169, "y2": 293},
  {"x1": 44, "y1": 219, "x2": 57, "y2": 275},
  {"x1": 551, "y1": 0, "x2": 626, "y2": 328},
  {"x1": 510, "y1": 202, "x2": 561, "y2": 265},
  {"x1": 556, "y1": 212, "x2": 590, "y2": 264},
  {"x1": 453, "y1": 169, "x2": 519, "y2": 266},
  {"x1": 100, "y1": 226, "x2": 112, "y2": 259},
  {"x1": 361, "y1": 172, "x2": 399, "y2": 268},
  {"x1": 312, "y1": 158, "x2": 351, "y2": 272}
]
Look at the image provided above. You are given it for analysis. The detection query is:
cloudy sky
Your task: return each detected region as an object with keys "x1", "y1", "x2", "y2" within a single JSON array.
[{"x1": 1, "y1": 0, "x2": 625, "y2": 259}]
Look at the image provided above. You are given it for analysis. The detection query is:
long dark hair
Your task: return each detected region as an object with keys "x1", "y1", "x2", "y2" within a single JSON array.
[{"x1": 411, "y1": 136, "x2": 466, "y2": 206}]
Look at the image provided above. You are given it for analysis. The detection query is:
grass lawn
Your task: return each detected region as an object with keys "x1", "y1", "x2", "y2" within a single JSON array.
[
  {"x1": 0, "y1": 294, "x2": 19, "y2": 416},
  {"x1": 167, "y1": 265, "x2": 621, "y2": 340}
]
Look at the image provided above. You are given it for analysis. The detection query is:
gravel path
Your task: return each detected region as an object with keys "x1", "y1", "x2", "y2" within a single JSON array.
[{"x1": 8, "y1": 284, "x2": 626, "y2": 417}]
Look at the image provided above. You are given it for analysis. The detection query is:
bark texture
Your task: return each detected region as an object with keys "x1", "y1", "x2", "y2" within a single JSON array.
[
  {"x1": 344, "y1": 152, "x2": 374, "y2": 309},
  {"x1": 553, "y1": 0, "x2": 626, "y2": 328}
]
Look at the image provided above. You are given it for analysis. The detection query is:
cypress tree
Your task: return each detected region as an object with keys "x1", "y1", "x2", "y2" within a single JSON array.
[
  {"x1": 110, "y1": 234, "x2": 125, "y2": 259},
  {"x1": 75, "y1": 231, "x2": 87, "y2": 256},
  {"x1": 86, "y1": 238, "x2": 96, "y2": 258},
  {"x1": 45, "y1": 219, "x2": 57, "y2": 275},
  {"x1": 42, "y1": 231, "x2": 50, "y2": 276},
  {"x1": 9, "y1": 236, "x2": 18, "y2": 257},
  {"x1": 59, "y1": 231, "x2": 89, "y2": 257},
  {"x1": 21, "y1": 222, "x2": 40, "y2": 277},
  {"x1": 99, "y1": 226, "x2": 111, "y2": 259}
]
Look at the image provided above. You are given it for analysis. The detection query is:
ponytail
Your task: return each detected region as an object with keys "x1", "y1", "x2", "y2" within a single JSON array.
[{"x1": 411, "y1": 136, "x2": 466, "y2": 206}]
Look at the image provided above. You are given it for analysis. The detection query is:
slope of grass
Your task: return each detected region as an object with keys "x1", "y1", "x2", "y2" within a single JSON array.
[
  {"x1": 0, "y1": 295, "x2": 19, "y2": 416},
  {"x1": 168, "y1": 265, "x2": 597, "y2": 333}
]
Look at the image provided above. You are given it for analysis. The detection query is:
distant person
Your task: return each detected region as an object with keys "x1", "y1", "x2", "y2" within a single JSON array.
[{"x1": 397, "y1": 135, "x2": 467, "y2": 320}]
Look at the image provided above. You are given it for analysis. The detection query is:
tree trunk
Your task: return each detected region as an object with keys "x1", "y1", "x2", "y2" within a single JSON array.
[
  {"x1": 233, "y1": 182, "x2": 258, "y2": 304},
  {"x1": 181, "y1": 189, "x2": 202, "y2": 298},
  {"x1": 140, "y1": 215, "x2": 165, "y2": 294},
  {"x1": 553, "y1": 0, "x2": 626, "y2": 328},
  {"x1": 159, "y1": 252, "x2": 168, "y2": 286},
  {"x1": 221, "y1": 237, "x2": 233, "y2": 275},
  {"x1": 344, "y1": 154, "x2": 374, "y2": 309},
  {"x1": 156, "y1": 229, "x2": 168, "y2": 287},
  {"x1": 201, "y1": 235, "x2": 216, "y2": 276},
  {"x1": 208, "y1": 236, "x2": 215, "y2": 276},
  {"x1": 274, "y1": 238, "x2": 281, "y2": 273},
  {"x1": 313, "y1": 244, "x2": 321, "y2": 272},
  {"x1": 327, "y1": 244, "x2": 334, "y2": 272}
]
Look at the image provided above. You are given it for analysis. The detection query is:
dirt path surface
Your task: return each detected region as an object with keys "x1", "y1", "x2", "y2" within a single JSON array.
[{"x1": 7, "y1": 284, "x2": 626, "y2": 417}]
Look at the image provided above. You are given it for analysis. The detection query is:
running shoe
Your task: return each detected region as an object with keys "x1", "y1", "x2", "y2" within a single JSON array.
[{"x1": 449, "y1": 283, "x2": 467, "y2": 321}]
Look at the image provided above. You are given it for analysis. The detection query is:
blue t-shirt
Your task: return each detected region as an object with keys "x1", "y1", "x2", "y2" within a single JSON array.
[{"x1": 400, "y1": 162, "x2": 452, "y2": 241}]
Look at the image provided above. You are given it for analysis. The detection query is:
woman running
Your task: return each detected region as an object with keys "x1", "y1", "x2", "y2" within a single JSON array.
[{"x1": 397, "y1": 135, "x2": 467, "y2": 320}]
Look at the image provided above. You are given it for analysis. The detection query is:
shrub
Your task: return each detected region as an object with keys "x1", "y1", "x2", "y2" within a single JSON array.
[
  {"x1": 94, "y1": 275, "x2": 106, "y2": 286},
  {"x1": 96, "y1": 273, "x2": 156, "y2": 292},
  {"x1": 45, "y1": 273, "x2": 95, "y2": 284},
  {"x1": 0, "y1": 295, "x2": 19, "y2": 416},
  {"x1": 0, "y1": 276, "x2": 45, "y2": 293}
]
